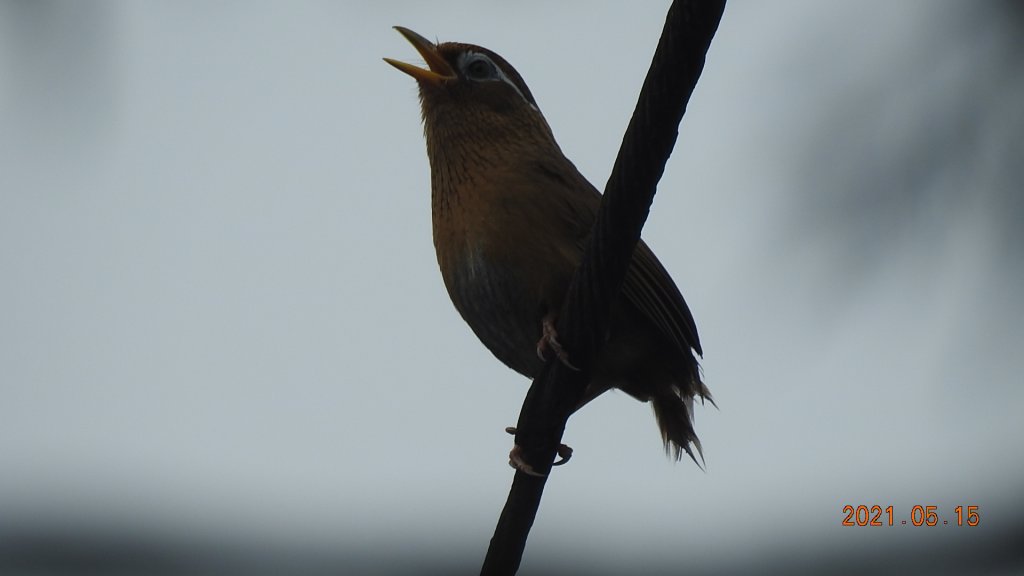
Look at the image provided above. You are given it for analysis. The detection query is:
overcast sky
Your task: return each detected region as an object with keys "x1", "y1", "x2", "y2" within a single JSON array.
[{"x1": 1, "y1": 2, "x2": 1022, "y2": 574}]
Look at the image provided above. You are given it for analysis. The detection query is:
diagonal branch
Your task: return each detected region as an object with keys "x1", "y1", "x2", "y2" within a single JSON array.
[{"x1": 480, "y1": 1, "x2": 727, "y2": 574}]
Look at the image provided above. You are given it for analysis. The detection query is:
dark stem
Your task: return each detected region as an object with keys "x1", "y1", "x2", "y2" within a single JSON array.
[{"x1": 479, "y1": 1, "x2": 726, "y2": 575}]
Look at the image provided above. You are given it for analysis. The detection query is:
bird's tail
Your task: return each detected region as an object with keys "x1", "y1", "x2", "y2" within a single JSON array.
[{"x1": 651, "y1": 380, "x2": 712, "y2": 468}]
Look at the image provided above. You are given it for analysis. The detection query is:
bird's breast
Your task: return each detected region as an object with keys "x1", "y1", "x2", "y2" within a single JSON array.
[
  {"x1": 436, "y1": 234, "x2": 546, "y2": 377},
  {"x1": 428, "y1": 149, "x2": 593, "y2": 378}
]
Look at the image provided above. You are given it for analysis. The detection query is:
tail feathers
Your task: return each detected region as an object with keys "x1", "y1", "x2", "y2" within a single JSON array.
[{"x1": 652, "y1": 385, "x2": 710, "y2": 468}]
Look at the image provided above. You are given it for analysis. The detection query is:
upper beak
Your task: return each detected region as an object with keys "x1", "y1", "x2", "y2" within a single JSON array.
[{"x1": 383, "y1": 27, "x2": 456, "y2": 85}]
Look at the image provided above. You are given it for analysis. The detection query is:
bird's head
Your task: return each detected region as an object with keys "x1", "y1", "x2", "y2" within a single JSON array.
[{"x1": 385, "y1": 27, "x2": 557, "y2": 157}]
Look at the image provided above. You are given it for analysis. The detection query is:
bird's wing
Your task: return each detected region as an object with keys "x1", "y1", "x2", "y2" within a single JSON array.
[
  {"x1": 621, "y1": 241, "x2": 702, "y2": 356},
  {"x1": 538, "y1": 156, "x2": 700, "y2": 357}
]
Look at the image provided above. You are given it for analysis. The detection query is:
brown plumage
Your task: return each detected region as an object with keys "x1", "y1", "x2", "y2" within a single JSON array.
[{"x1": 386, "y1": 27, "x2": 711, "y2": 464}]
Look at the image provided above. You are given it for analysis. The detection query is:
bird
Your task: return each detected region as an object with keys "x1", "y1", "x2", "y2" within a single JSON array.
[{"x1": 385, "y1": 26, "x2": 711, "y2": 470}]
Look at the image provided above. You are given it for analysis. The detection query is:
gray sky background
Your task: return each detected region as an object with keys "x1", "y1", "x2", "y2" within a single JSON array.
[{"x1": 1, "y1": 2, "x2": 1022, "y2": 574}]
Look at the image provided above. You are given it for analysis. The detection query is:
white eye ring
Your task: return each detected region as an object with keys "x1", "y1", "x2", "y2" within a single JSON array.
[
  {"x1": 456, "y1": 51, "x2": 537, "y2": 110},
  {"x1": 462, "y1": 54, "x2": 498, "y2": 81}
]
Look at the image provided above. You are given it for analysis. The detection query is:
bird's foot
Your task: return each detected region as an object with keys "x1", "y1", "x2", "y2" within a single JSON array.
[
  {"x1": 535, "y1": 317, "x2": 579, "y2": 370},
  {"x1": 505, "y1": 427, "x2": 573, "y2": 476}
]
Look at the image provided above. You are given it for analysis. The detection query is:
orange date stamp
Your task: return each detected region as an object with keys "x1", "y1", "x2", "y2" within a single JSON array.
[{"x1": 841, "y1": 505, "x2": 980, "y2": 527}]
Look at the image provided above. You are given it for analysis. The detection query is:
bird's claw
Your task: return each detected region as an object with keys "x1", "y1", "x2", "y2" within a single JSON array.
[
  {"x1": 506, "y1": 427, "x2": 573, "y2": 476},
  {"x1": 535, "y1": 319, "x2": 580, "y2": 371}
]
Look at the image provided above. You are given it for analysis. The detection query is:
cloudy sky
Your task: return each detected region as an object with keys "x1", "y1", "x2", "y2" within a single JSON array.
[{"x1": 1, "y1": 2, "x2": 1021, "y2": 574}]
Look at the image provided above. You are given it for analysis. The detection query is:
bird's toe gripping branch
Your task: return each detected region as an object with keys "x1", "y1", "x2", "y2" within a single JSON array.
[
  {"x1": 505, "y1": 427, "x2": 573, "y2": 476},
  {"x1": 535, "y1": 316, "x2": 580, "y2": 371}
]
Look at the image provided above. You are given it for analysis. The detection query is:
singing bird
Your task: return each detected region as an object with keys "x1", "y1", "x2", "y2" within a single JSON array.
[{"x1": 385, "y1": 27, "x2": 711, "y2": 466}]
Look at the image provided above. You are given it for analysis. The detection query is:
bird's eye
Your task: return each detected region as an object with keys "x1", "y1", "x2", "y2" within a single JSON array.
[
  {"x1": 463, "y1": 55, "x2": 497, "y2": 81},
  {"x1": 454, "y1": 51, "x2": 537, "y2": 109}
]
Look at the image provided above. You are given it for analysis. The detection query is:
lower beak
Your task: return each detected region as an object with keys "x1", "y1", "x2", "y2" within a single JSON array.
[{"x1": 383, "y1": 27, "x2": 456, "y2": 85}]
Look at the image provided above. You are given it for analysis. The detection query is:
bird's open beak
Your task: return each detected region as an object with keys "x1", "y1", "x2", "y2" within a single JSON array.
[{"x1": 384, "y1": 26, "x2": 456, "y2": 86}]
